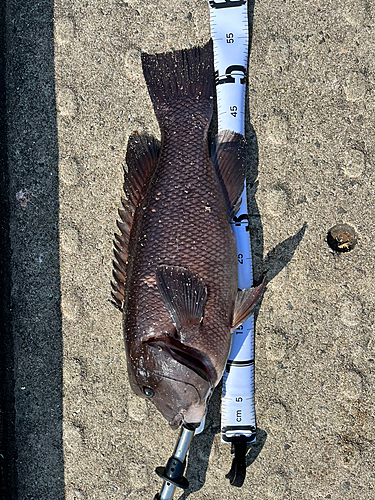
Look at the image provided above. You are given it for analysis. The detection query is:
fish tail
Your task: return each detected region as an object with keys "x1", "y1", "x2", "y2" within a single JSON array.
[{"x1": 141, "y1": 40, "x2": 214, "y2": 117}]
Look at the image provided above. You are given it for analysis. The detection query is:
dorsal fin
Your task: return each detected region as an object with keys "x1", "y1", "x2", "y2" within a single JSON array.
[
  {"x1": 211, "y1": 130, "x2": 247, "y2": 219},
  {"x1": 111, "y1": 132, "x2": 159, "y2": 310},
  {"x1": 231, "y1": 277, "x2": 266, "y2": 330}
]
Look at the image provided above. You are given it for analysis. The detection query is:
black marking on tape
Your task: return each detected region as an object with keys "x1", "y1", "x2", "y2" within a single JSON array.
[
  {"x1": 225, "y1": 359, "x2": 254, "y2": 372},
  {"x1": 209, "y1": 0, "x2": 246, "y2": 9}
]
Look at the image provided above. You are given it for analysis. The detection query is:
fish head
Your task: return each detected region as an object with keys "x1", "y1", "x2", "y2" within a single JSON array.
[{"x1": 127, "y1": 334, "x2": 216, "y2": 430}]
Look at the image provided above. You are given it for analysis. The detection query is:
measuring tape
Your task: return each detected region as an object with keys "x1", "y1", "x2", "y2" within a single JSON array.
[{"x1": 208, "y1": 0, "x2": 257, "y2": 456}]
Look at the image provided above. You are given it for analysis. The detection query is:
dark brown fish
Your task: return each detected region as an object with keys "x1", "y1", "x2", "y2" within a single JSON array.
[{"x1": 112, "y1": 40, "x2": 264, "y2": 429}]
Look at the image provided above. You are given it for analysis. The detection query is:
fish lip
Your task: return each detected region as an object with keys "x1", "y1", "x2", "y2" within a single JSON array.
[
  {"x1": 169, "y1": 412, "x2": 204, "y2": 431},
  {"x1": 170, "y1": 412, "x2": 183, "y2": 430},
  {"x1": 171, "y1": 403, "x2": 207, "y2": 430},
  {"x1": 182, "y1": 421, "x2": 201, "y2": 431}
]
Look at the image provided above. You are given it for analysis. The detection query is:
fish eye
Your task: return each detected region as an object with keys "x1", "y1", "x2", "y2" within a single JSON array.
[{"x1": 142, "y1": 386, "x2": 154, "y2": 398}]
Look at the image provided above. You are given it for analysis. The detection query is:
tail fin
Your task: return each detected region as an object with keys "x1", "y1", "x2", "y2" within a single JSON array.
[{"x1": 141, "y1": 40, "x2": 214, "y2": 115}]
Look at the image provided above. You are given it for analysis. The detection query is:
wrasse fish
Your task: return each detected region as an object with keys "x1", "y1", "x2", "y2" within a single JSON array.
[{"x1": 112, "y1": 40, "x2": 264, "y2": 429}]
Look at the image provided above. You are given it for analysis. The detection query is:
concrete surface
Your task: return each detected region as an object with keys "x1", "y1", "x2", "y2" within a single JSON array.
[{"x1": 5, "y1": 0, "x2": 375, "y2": 499}]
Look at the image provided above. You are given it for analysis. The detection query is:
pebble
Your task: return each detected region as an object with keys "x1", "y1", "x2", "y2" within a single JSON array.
[
  {"x1": 64, "y1": 422, "x2": 84, "y2": 451},
  {"x1": 340, "y1": 297, "x2": 362, "y2": 327},
  {"x1": 342, "y1": 149, "x2": 365, "y2": 178},
  {"x1": 54, "y1": 17, "x2": 75, "y2": 44},
  {"x1": 327, "y1": 223, "x2": 357, "y2": 252},
  {"x1": 56, "y1": 87, "x2": 79, "y2": 118},
  {"x1": 343, "y1": 72, "x2": 366, "y2": 102}
]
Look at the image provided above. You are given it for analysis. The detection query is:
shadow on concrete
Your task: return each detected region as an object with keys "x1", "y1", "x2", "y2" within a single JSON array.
[
  {"x1": 245, "y1": 428, "x2": 267, "y2": 467},
  {"x1": 2, "y1": 0, "x2": 65, "y2": 498}
]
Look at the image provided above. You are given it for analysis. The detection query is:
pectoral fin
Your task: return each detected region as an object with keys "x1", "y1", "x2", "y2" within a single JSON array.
[
  {"x1": 155, "y1": 265, "x2": 207, "y2": 332},
  {"x1": 231, "y1": 277, "x2": 266, "y2": 330}
]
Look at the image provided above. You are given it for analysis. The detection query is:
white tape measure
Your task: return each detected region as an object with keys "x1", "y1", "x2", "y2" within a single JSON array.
[
  {"x1": 210, "y1": 0, "x2": 248, "y2": 135},
  {"x1": 208, "y1": 0, "x2": 257, "y2": 446}
]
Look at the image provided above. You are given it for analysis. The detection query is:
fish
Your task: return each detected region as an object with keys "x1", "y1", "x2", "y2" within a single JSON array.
[{"x1": 112, "y1": 40, "x2": 265, "y2": 430}]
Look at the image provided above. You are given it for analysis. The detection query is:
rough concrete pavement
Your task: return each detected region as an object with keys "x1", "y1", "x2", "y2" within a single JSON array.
[{"x1": 4, "y1": 1, "x2": 375, "y2": 499}]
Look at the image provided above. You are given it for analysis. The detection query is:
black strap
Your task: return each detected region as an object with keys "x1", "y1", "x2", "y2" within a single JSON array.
[{"x1": 225, "y1": 441, "x2": 247, "y2": 487}]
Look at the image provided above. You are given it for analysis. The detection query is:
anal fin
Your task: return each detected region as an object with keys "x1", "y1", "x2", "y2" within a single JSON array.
[
  {"x1": 111, "y1": 132, "x2": 160, "y2": 310},
  {"x1": 231, "y1": 277, "x2": 266, "y2": 330}
]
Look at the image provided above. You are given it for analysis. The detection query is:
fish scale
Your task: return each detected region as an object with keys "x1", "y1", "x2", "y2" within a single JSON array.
[
  {"x1": 113, "y1": 37, "x2": 264, "y2": 454},
  {"x1": 126, "y1": 97, "x2": 237, "y2": 367}
]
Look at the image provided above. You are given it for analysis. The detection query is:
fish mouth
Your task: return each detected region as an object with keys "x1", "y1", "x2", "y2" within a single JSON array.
[
  {"x1": 144, "y1": 334, "x2": 217, "y2": 385},
  {"x1": 170, "y1": 408, "x2": 206, "y2": 430},
  {"x1": 170, "y1": 412, "x2": 183, "y2": 430}
]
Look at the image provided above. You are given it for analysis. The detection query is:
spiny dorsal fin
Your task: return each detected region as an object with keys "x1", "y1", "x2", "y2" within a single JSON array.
[
  {"x1": 155, "y1": 265, "x2": 208, "y2": 336},
  {"x1": 211, "y1": 130, "x2": 247, "y2": 219},
  {"x1": 111, "y1": 132, "x2": 159, "y2": 310},
  {"x1": 231, "y1": 277, "x2": 266, "y2": 330}
]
